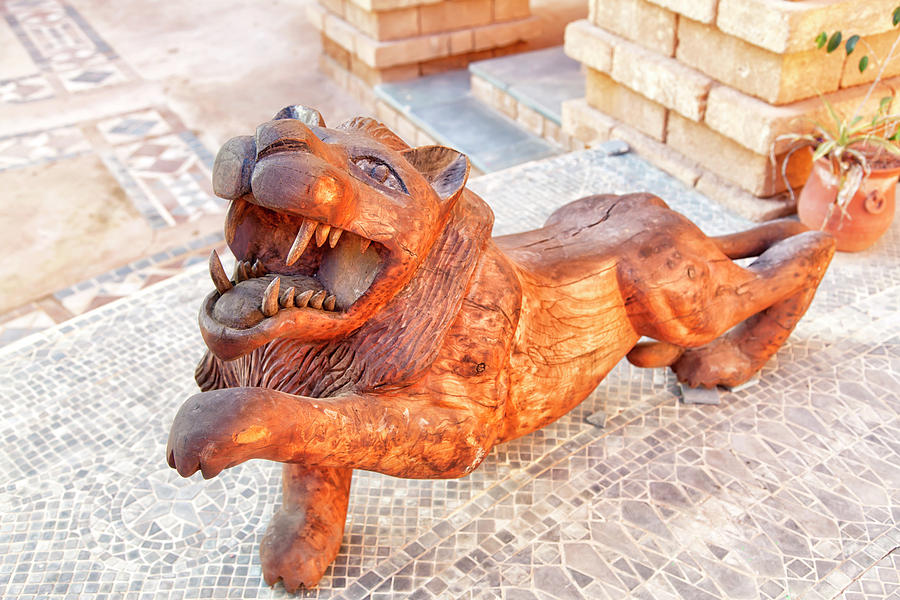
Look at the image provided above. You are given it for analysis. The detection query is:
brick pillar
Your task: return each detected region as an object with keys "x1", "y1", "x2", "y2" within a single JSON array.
[
  {"x1": 562, "y1": 0, "x2": 900, "y2": 221},
  {"x1": 308, "y1": 0, "x2": 541, "y2": 87}
]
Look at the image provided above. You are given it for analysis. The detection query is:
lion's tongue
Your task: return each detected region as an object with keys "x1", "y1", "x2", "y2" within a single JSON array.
[
  {"x1": 317, "y1": 235, "x2": 381, "y2": 310},
  {"x1": 212, "y1": 274, "x2": 325, "y2": 329}
]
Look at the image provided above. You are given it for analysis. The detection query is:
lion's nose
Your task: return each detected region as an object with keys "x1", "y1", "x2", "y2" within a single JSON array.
[
  {"x1": 212, "y1": 135, "x2": 256, "y2": 200},
  {"x1": 254, "y1": 118, "x2": 325, "y2": 162}
]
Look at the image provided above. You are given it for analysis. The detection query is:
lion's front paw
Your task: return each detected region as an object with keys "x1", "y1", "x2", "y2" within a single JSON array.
[
  {"x1": 672, "y1": 338, "x2": 756, "y2": 389},
  {"x1": 260, "y1": 507, "x2": 342, "y2": 592},
  {"x1": 166, "y1": 389, "x2": 273, "y2": 479}
]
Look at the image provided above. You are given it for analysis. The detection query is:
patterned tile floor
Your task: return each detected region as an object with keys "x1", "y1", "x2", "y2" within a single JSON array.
[
  {"x1": 1, "y1": 0, "x2": 137, "y2": 103},
  {"x1": 0, "y1": 0, "x2": 226, "y2": 346},
  {"x1": 1, "y1": 148, "x2": 898, "y2": 599},
  {"x1": 0, "y1": 105, "x2": 224, "y2": 345}
]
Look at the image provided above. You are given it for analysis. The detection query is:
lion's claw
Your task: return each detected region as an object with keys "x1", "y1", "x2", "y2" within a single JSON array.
[
  {"x1": 260, "y1": 507, "x2": 337, "y2": 592},
  {"x1": 165, "y1": 390, "x2": 245, "y2": 478},
  {"x1": 672, "y1": 337, "x2": 756, "y2": 389}
]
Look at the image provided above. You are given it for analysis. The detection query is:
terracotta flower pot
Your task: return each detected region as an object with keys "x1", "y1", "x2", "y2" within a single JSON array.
[{"x1": 797, "y1": 157, "x2": 900, "y2": 252}]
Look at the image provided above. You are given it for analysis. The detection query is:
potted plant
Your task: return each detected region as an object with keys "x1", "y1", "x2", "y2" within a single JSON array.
[{"x1": 780, "y1": 7, "x2": 900, "y2": 252}]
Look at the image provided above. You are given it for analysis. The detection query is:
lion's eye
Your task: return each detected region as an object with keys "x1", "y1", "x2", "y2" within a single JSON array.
[
  {"x1": 353, "y1": 156, "x2": 406, "y2": 193},
  {"x1": 370, "y1": 164, "x2": 389, "y2": 183}
]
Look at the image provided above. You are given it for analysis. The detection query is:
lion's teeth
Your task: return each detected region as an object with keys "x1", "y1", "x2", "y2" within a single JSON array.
[
  {"x1": 360, "y1": 237, "x2": 371, "y2": 254},
  {"x1": 315, "y1": 224, "x2": 331, "y2": 247},
  {"x1": 286, "y1": 219, "x2": 317, "y2": 266},
  {"x1": 261, "y1": 277, "x2": 280, "y2": 317},
  {"x1": 236, "y1": 261, "x2": 251, "y2": 282},
  {"x1": 328, "y1": 227, "x2": 342, "y2": 248},
  {"x1": 295, "y1": 289, "x2": 314, "y2": 308},
  {"x1": 323, "y1": 295, "x2": 336, "y2": 311},
  {"x1": 251, "y1": 259, "x2": 265, "y2": 278},
  {"x1": 309, "y1": 290, "x2": 327, "y2": 309},
  {"x1": 280, "y1": 286, "x2": 296, "y2": 308},
  {"x1": 209, "y1": 250, "x2": 232, "y2": 294},
  {"x1": 225, "y1": 199, "x2": 248, "y2": 244}
]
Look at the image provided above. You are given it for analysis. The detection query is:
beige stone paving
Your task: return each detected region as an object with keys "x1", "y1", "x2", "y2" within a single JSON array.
[
  {"x1": 0, "y1": 155, "x2": 148, "y2": 313},
  {"x1": 0, "y1": 0, "x2": 366, "y2": 334}
]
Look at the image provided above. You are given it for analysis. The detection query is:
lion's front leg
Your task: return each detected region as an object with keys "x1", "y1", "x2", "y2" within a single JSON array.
[
  {"x1": 261, "y1": 465, "x2": 353, "y2": 592},
  {"x1": 166, "y1": 387, "x2": 296, "y2": 478},
  {"x1": 166, "y1": 383, "x2": 498, "y2": 591},
  {"x1": 166, "y1": 386, "x2": 499, "y2": 480}
]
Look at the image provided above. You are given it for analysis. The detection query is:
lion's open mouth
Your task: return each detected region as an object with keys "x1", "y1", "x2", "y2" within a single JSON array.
[{"x1": 205, "y1": 197, "x2": 384, "y2": 332}]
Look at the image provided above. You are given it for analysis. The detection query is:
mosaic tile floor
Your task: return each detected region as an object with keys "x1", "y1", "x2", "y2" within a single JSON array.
[{"x1": 2, "y1": 147, "x2": 898, "y2": 599}]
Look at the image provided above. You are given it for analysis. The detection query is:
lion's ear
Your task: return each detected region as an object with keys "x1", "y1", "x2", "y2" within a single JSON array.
[
  {"x1": 273, "y1": 105, "x2": 326, "y2": 127},
  {"x1": 402, "y1": 145, "x2": 469, "y2": 206},
  {"x1": 339, "y1": 117, "x2": 409, "y2": 151}
]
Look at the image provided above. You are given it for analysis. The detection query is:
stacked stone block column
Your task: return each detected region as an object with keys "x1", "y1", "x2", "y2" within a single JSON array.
[
  {"x1": 308, "y1": 0, "x2": 541, "y2": 87},
  {"x1": 563, "y1": 0, "x2": 900, "y2": 220}
]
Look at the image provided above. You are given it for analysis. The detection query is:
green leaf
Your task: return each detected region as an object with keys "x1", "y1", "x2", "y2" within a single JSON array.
[
  {"x1": 860, "y1": 55, "x2": 870, "y2": 73},
  {"x1": 821, "y1": 96, "x2": 844, "y2": 132},
  {"x1": 815, "y1": 31, "x2": 828, "y2": 48},
  {"x1": 827, "y1": 31, "x2": 842, "y2": 52},
  {"x1": 812, "y1": 140, "x2": 836, "y2": 162},
  {"x1": 847, "y1": 115, "x2": 869, "y2": 135},
  {"x1": 852, "y1": 136, "x2": 900, "y2": 155},
  {"x1": 893, "y1": 6, "x2": 900, "y2": 26},
  {"x1": 846, "y1": 34, "x2": 860, "y2": 55}
]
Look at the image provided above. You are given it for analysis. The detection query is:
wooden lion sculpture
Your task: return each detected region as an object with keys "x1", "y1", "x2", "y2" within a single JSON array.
[{"x1": 166, "y1": 105, "x2": 834, "y2": 591}]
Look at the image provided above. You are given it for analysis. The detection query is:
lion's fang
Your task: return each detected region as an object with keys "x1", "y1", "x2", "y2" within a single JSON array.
[
  {"x1": 235, "y1": 261, "x2": 251, "y2": 282},
  {"x1": 315, "y1": 224, "x2": 331, "y2": 247},
  {"x1": 280, "y1": 286, "x2": 296, "y2": 308},
  {"x1": 261, "y1": 277, "x2": 280, "y2": 317},
  {"x1": 328, "y1": 227, "x2": 343, "y2": 248},
  {"x1": 209, "y1": 250, "x2": 232, "y2": 294},
  {"x1": 286, "y1": 219, "x2": 317, "y2": 266},
  {"x1": 295, "y1": 289, "x2": 314, "y2": 308},
  {"x1": 309, "y1": 290, "x2": 327, "y2": 309},
  {"x1": 251, "y1": 259, "x2": 266, "y2": 278},
  {"x1": 360, "y1": 237, "x2": 371, "y2": 254}
]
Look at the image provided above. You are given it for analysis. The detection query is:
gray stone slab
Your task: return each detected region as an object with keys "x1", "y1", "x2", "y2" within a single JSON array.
[
  {"x1": 407, "y1": 96, "x2": 559, "y2": 173},
  {"x1": 469, "y1": 46, "x2": 585, "y2": 124},
  {"x1": 726, "y1": 374, "x2": 761, "y2": 393},
  {"x1": 599, "y1": 139, "x2": 631, "y2": 156},
  {"x1": 476, "y1": 136, "x2": 562, "y2": 172},
  {"x1": 376, "y1": 70, "x2": 472, "y2": 111},
  {"x1": 376, "y1": 73, "x2": 560, "y2": 173},
  {"x1": 680, "y1": 384, "x2": 722, "y2": 405}
]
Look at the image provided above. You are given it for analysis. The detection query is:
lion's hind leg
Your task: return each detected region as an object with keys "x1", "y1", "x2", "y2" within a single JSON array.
[
  {"x1": 672, "y1": 230, "x2": 835, "y2": 388},
  {"x1": 627, "y1": 225, "x2": 834, "y2": 388},
  {"x1": 260, "y1": 465, "x2": 353, "y2": 592},
  {"x1": 710, "y1": 217, "x2": 809, "y2": 259}
]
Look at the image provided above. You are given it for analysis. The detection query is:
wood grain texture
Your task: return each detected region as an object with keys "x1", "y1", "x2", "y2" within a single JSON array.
[{"x1": 166, "y1": 105, "x2": 835, "y2": 592}]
